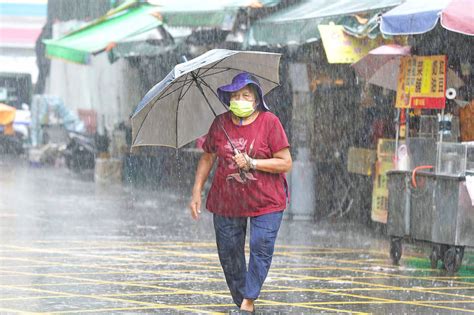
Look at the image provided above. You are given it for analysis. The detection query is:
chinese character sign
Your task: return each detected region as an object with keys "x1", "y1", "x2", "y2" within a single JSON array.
[{"x1": 396, "y1": 55, "x2": 447, "y2": 109}]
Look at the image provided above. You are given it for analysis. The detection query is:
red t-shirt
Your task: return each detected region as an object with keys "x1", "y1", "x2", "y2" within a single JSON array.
[{"x1": 203, "y1": 111, "x2": 290, "y2": 217}]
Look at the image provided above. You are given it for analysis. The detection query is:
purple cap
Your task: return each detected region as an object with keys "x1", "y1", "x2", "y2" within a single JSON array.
[{"x1": 217, "y1": 72, "x2": 269, "y2": 110}]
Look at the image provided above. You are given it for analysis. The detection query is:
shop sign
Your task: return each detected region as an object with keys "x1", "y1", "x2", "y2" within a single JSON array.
[
  {"x1": 395, "y1": 55, "x2": 447, "y2": 109},
  {"x1": 318, "y1": 24, "x2": 405, "y2": 64}
]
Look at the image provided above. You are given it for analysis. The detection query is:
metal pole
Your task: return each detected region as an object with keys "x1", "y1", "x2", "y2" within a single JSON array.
[
  {"x1": 436, "y1": 109, "x2": 445, "y2": 173},
  {"x1": 395, "y1": 108, "x2": 400, "y2": 165},
  {"x1": 404, "y1": 108, "x2": 410, "y2": 235},
  {"x1": 439, "y1": 109, "x2": 445, "y2": 144},
  {"x1": 405, "y1": 108, "x2": 410, "y2": 146}
]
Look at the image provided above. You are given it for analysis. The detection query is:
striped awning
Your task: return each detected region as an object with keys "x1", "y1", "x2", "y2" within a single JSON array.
[{"x1": 0, "y1": 0, "x2": 47, "y2": 48}]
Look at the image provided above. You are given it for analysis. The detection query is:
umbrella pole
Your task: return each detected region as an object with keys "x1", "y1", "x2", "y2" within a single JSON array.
[
  {"x1": 181, "y1": 56, "x2": 235, "y2": 149},
  {"x1": 190, "y1": 72, "x2": 238, "y2": 153},
  {"x1": 191, "y1": 72, "x2": 248, "y2": 183},
  {"x1": 395, "y1": 108, "x2": 400, "y2": 165}
]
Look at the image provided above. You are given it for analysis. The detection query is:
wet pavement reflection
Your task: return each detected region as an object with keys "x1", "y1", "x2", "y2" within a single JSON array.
[{"x1": 0, "y1": 156, "x2": 473, "y2": 314}]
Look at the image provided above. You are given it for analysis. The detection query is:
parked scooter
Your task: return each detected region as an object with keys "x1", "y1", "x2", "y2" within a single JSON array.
[
  {"x1": 63, "y1": 131, "x2": 96, "y2": 173},
  {"x1": 62, "y1": 131, "x2": 110, "y2": 173}
]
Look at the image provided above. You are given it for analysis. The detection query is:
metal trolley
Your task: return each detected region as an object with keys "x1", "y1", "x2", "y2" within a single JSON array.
[{"x1": 387, "y1": 167, "x2": 474, "y2": 273}]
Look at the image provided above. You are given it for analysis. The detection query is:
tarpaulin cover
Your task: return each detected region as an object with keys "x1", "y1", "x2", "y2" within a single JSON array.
[{"x1": 248, "y1": 0, "x2": 401, "y2": 46}]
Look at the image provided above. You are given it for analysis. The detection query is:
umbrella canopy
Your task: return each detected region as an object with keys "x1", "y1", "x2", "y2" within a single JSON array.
[
  {"x1": 441, "y1": 0, "x2": 474, "y2": 35},
  {"x1": 380, "y1": 0, "x2": 474, "y2": 36},
  {"x1": 352, "y1": 44, "x2": 464, "y2": 90},
  {"x1": 131, "y1": 49, "x2": 281, "y2": 149},
  {"x1": 352, "y1": 44, "x2": 411, "y2": 90}
]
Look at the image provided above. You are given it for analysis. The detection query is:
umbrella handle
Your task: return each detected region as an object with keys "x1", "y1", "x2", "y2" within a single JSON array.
[{"x1": 233, "y1": 148, "x2": 248, "y2": 183}]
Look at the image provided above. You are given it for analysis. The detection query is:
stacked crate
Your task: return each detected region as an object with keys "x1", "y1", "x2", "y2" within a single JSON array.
[{"x1": 371, "y1": 139, "x2": 396, "y2": 223}]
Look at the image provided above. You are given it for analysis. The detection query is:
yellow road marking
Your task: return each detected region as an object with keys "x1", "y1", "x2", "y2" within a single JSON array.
[
  {"x1": 269, "y1": 270, "x2": 474, "y2": 300},
  {"x1": 1, "y1": 241, "x2": 472, "y2": 314},
  {"x1": 0, "y1": 307, "x2": 37, "y2": 315},
  {"x1": 265, "y1": 283, "x2": 474, "y2": 313},
  {"x1": 0, "y1": 283, "x2": 226, "y2": 314}
]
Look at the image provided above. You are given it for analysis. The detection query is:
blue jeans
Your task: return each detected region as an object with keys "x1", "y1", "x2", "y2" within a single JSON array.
[{"x1": 213, "y1": 211, "x2": 283, "y2": 307}]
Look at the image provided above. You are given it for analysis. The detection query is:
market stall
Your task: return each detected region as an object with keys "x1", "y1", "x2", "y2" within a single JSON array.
[{"x1": 382, "y1": 54, "x2": 474, "y2": 273}]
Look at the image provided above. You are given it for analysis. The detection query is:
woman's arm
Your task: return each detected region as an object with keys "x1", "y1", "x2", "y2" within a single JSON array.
[
  {"x1": 189, "y1": 152, "x2": 217, "y2": 220},
  {"x1": 233, "y1": 147, "x2": 292, "y2": 174}
]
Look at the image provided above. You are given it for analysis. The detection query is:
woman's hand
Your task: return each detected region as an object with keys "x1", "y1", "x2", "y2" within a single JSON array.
[
  {"x1": 189, "y1": 192, "x2": 202, "y2": 220},
  {"x1": 189, "y1": 152, "x2": 216, "y2": 221},
  {"x1": 232, "y1": 152, "x2": 251, "y2": 171}
]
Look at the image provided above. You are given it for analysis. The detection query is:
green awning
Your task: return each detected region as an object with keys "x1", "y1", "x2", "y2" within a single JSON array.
[
  {"x1": 247, "y1": 0, "x2": 401, "y2": 46},
  {"x1": 152, "y1": 0, "x2": 281, "y2": 29},
  {"x1": 44, "y1": 4, "x2": 163, "y2": 64}
]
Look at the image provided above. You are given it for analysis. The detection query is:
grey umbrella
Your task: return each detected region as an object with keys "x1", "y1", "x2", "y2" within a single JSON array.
[{"x1": 131, "y1": 49, "x2": 281, "y2": 150}]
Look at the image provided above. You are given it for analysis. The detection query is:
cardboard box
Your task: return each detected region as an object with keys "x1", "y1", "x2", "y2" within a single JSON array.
[
  {"x1": 377, "y1": 138, "x2": 397, "y2": 160},
  {"x1": 94, "y1": 158, "x2": 123, "y2": 183},
  {"x1": 460, "y1": 101, "x2": 474, "y2": 142},
  {"x1": 347, "y1": 147, "x2": 376, "y2": 176},
  {"x1": 371, "y1": 160, "x2": 395, "y2": 223}
]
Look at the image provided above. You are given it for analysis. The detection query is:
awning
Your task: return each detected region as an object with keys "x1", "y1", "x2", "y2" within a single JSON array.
[
  {"x1": 0, "y1": 0, "x2": 47, "y2": 49},
  {"x1": 380, "y1": 0, "x2": 474, "y2": 36},
  {"x1": 150, "y1": 0, "x2": 281, "y2": 29},
  {"x1": 44, "y1": 3, "x2": 164, "y2": 64},
  {"x1": 247, "y1": 0, "x2": 402, "y2": 46}
]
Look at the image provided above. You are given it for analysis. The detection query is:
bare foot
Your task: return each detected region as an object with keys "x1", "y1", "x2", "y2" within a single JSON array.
[{"x1": 240, "y1": 298, "x2": 254, "y2": 312}]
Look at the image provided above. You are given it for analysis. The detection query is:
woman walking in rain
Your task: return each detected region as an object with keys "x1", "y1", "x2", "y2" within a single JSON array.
[{"x1": 189, "y1": 72, "x2": 292, "y2": 313}]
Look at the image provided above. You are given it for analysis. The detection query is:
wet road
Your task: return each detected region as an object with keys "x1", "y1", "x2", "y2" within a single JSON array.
[{"x1": 0, "y1": 155, "x2": 473, "y2": 314}]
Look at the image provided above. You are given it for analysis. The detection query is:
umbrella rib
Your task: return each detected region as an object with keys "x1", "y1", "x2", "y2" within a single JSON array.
[
  {"x1": 194, "y1": 68, "x2": 232, "y2": 79},
  {"x1": 133, "y1": 77, "x2": 193, "y2": 147},
  {"x1": 157, "y1": 79, "x2": 193, "y2": 102},
  {"x1": 204, "y1": 66, "x2": 280, "y2": 86},
  {"x1": 175, "y1": 72, "x2": 189, "y2": 148},
  {"x1": 197, "y1": 76, "x2": 229, "y2": 111},
  {"x1": 133, "y1": 56, "x2": 233, "y2": 148},
  {"x1": 133, "y1": 52, "x2": 280, "y2": 148},
  {"x1": 178, "y1": 76, "x2": 195, "y2": 101},
  {"x1": 145, "y1": 76, "x2": 193, "y2": 108},
  {"x1": 196, "y1": 57, "x2": 230, "y2": 77},
  {"x1": 173, "y1": 75, "x2": 197, "y2": 84}
]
